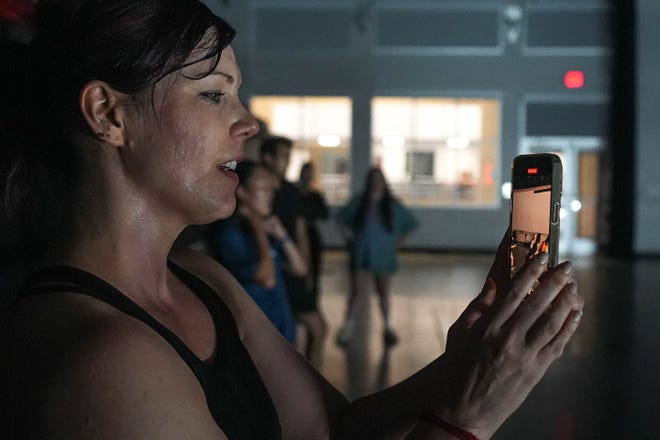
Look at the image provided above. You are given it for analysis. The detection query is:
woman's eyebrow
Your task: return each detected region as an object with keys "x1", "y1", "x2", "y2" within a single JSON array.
[{"x1": 208, "y1": 71, "x2": 235, "y2": 84}]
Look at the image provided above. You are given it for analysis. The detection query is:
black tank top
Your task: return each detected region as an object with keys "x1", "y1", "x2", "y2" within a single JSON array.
[{"x1": 18, "y1": 262, "x2": 282, "y2": 439}]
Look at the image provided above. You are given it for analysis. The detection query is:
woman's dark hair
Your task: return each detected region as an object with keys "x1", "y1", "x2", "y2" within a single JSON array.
[
  {"x1": 299, "y1": 162, "x2": 314, "y2": 176},
  {"x1": 0, "y1": 0, "x2": 235, "y2": 260},
  {"x1": 354, "y1": 167, "x2": 394, "y2": 232},
  {"x1": 235, "y1": 160, "x2": 261, "y2": 185},
  {"x1": 259, "y1": 135, "x2": 293, "y2": 159}
]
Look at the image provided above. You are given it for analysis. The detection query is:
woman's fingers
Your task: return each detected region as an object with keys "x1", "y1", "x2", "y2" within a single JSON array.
[
  {"x1": 486, "y1": 229, "x2": 511, "y2": 292},
  {"x1": 446, "y1": 279, "x2": 498, "y2": 353},
  {"x1": 536, "y1": 307, "x2": 583, "y2": 367},
  {"x1": 437, "y1": 252, "x2": 585, "y2": 439},
  {"x1": 466, "y1": 278, "x2": 497, "y2": 324},
  {"x1": 489, "y1": 252, "x2": 550, "y2": 330},
  {"x1": 526, "y1": 281, "x2": 584, "y2": 353},
  {"x1": 452, "y1": 278, "x2": 497, "y2": 332},
  {"x1": 509, "y1": 261, "x2": 575, "y2": 333}
]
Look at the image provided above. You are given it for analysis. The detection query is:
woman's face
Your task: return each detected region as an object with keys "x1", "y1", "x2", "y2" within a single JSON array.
[
  {"x1": 299, "y1": 164, "x2": 313, "y2": 186},
  {"x1": 238, "y1": 167, "x2": 274, "y2": 217},
  {"x1": 123, "y1": 44, "x2": 259, "y2": 225},
  {"x1": 368, "y1": 170, "x2": 386, "y2": 197}
]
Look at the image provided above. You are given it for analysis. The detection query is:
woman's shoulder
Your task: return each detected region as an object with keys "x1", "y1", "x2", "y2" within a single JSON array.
[
  {"x1": 390, "y1": 195, "x2": 414, "y2": 214},
  {"x1": 1, "y1": 279, "x2": 222, "y2": 438},
  {"x1": 338, "y1": 194, "x2": 361, "y2": 215},
  {"x1": 1, "y1": 288, "x2": 188, "y2": 373},
  {"x1": 388, "y1": 194, "x2": 405, "y2": 207},
  {"x1": 169, "y1": 248, "x2": 255, "y2": 338}
]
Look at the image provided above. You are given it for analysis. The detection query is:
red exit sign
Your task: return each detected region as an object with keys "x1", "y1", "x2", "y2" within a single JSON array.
[{"x1": 564, "y1": 70, "x2": 585, "y2": 89}]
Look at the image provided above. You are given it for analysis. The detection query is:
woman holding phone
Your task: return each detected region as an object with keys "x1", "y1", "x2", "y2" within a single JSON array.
[{"x1": 0, "y1": 1, "x2": 583, "y2": 438}]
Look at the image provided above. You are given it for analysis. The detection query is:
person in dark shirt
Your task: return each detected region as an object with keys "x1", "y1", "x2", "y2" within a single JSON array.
[
  {"x1": 259, "y1": 137, "x2": 322, "y2": 359},
  {"x1": 296, "y1": 161, "x2": 330, "y2": 366},
  {"x1": 260, "y1": 136, "x2": 306, "y2": 240}
]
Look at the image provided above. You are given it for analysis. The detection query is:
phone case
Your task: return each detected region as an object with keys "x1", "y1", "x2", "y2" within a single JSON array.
[{"x1": 509, "y1": 153, "x2": 563, "y2": 277}]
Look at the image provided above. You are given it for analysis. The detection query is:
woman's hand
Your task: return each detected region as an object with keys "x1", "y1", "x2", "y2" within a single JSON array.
[
  {"x1": 242, "y1": 211, "x2": 277, "y2": 289},
  {"x1": 263, "y1": 215, "x2": 308, "y2": 277},
  {"x1": 445, "y1": 230, "x2": 509, "y2": 351},
  {"x1": 436, "y1": 237, "x2": 584, "y2": 439},
  {"x1": 263, "y1": 215, "x2": 288, "y2": 241}
]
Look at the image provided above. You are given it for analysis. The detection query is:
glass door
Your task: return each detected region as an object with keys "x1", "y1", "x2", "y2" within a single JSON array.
[{"x1": 520, "y1": 137, "x2": 604, "y2": 256}]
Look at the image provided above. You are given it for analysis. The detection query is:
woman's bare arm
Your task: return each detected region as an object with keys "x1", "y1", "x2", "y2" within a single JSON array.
[
  {"x1": 244, "y1": 215, "x2": 277, "y2": 288},
  {"x1": 263, "y1": 215, "x2": 307, "y2": 276},
  {"x1": 173, "y1": 238, "x2": 583, "y2": 440},
  {"x1": 331, "y1": 254, "x2": 581, "y2": 439}
]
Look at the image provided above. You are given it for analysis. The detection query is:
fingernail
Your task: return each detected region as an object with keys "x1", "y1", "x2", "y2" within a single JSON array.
[
  {"x1": 559, "y1": 261, "x2": 573, "y2": 275},
  {"x1": 536, "y1": 252, "x2": 549, "y2": 265},
  {"x1": 573, "y1": 309, "x2": 583, "y2": 324},
  {"x1": 568, "y1": 282, "x2": 578, "y2": 294}
]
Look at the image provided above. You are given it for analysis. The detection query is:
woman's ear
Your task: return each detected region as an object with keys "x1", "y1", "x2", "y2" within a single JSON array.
[{"x1": 79, "y1": 80, "x2": 129, "y2": 147}]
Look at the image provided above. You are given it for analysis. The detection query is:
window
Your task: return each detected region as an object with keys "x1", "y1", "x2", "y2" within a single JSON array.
[
  {"x1": 407, "y1": 151, "x2": 434, "y2": 180},
  {"x1": 250, "y1": 96, "x2": 352, "y2": 205},
  {"x1": 371, "y1": 97, "x2": 500, "y2": 206}
]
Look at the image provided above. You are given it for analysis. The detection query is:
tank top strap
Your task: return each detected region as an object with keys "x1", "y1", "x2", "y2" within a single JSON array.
[
  {"x1": 18, "y1": 263, "x2": 281, "y2": 438},
  {"x1": 19, "y1": 265, "x2": 206, "y2": 373}
]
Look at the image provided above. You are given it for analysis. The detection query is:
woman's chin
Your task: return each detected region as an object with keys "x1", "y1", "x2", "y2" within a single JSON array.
[{"x1": 197, "y1": 201, "x2": 237, "y2": 224}]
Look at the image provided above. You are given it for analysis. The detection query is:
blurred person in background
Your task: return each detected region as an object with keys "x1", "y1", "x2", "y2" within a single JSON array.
[
  {"x1": 296, "y1": 161, "x2": 329, "y2": 366},
  {"x1": 336, "y1": 167, "x2": 419, "y2": 347},
  {"x1": 208, "y1": 160, "x2": 306, "y2": 344}
]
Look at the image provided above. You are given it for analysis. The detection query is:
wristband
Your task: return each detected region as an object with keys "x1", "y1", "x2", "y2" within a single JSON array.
[{"x1": 419, "y1": 411, "x2": 480, "y2": 440}]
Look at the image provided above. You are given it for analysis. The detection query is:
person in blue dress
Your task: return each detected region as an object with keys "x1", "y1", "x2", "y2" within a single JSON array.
[
  {"x1": 336, "y1": 167, "x2": 419, "y2": 346},
  {"x1": 209, "y1": 160, "x2": 307, "y2": 344}
]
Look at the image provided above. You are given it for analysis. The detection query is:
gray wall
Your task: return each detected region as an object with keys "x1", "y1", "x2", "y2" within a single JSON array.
[
  {"x1": 636, "y1": 0, "x2": 660, "y2": 254},
  {"x1": 203, "y1": 0, "x2": 657, "y2": 254}
]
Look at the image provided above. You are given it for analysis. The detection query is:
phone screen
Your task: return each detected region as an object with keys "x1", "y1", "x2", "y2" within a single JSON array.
[{"x1": 509, "y1": 154, "x2": 561, "y2": 279}]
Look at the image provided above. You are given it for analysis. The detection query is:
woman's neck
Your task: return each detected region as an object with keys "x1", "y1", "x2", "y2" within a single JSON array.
[{"x1": 42, "y1": 191, "x2": 185, "y2": 305}]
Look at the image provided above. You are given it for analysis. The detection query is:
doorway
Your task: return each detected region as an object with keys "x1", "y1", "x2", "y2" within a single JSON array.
[{"x1": 520, "y1": 137, "x2": 604, "y2": 256}]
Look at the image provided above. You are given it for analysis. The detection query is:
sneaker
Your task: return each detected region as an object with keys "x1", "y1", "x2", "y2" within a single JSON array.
[
  {"x1": 336, "y1": 323, "x2": 353, "y2": 347},
  {"x1": 383, "y1": 328, "x2": 399, "y2": 347}
]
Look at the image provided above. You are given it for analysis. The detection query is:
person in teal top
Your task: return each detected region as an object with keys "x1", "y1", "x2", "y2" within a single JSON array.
[{"x1": 336, "y1": 167, "x2": 419, "y2": 346}]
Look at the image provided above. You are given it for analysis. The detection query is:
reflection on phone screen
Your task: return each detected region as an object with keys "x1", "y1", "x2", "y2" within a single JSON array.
[{"x1": 509, "y1": 184, "x2": 551, "y2": 278}]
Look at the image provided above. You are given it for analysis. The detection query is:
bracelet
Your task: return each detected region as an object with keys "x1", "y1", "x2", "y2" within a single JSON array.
[{"x1": 419, "y1": 411, "x2": 480, "y2": 440}]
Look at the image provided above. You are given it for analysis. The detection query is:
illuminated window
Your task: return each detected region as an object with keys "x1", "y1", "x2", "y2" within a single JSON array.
[
  {"x1": 371, "y1": 97, "x2": 500, "y2": 206},
  {"x1": 250, "y1": 96, "x2": 352, "y2": 205}
]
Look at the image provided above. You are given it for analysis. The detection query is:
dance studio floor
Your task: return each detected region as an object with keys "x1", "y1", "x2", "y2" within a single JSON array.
[{"x1": 313, "y1": 250, "x2": 660, "y2": 439}]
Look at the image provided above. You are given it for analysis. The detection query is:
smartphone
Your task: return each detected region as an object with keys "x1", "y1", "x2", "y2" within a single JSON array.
[{"x1": 508, "y1": 153, "x2": 563, "y2": 279}]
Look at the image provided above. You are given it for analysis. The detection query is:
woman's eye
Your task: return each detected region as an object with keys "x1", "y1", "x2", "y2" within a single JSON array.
[{"x1": 201, "y1": 91, "x2": 225, "y2": 103}]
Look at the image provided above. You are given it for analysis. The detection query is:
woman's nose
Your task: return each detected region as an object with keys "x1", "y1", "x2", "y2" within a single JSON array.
[{"x1": 232, "y1": 108, "x2": 260, "y2": 140}]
